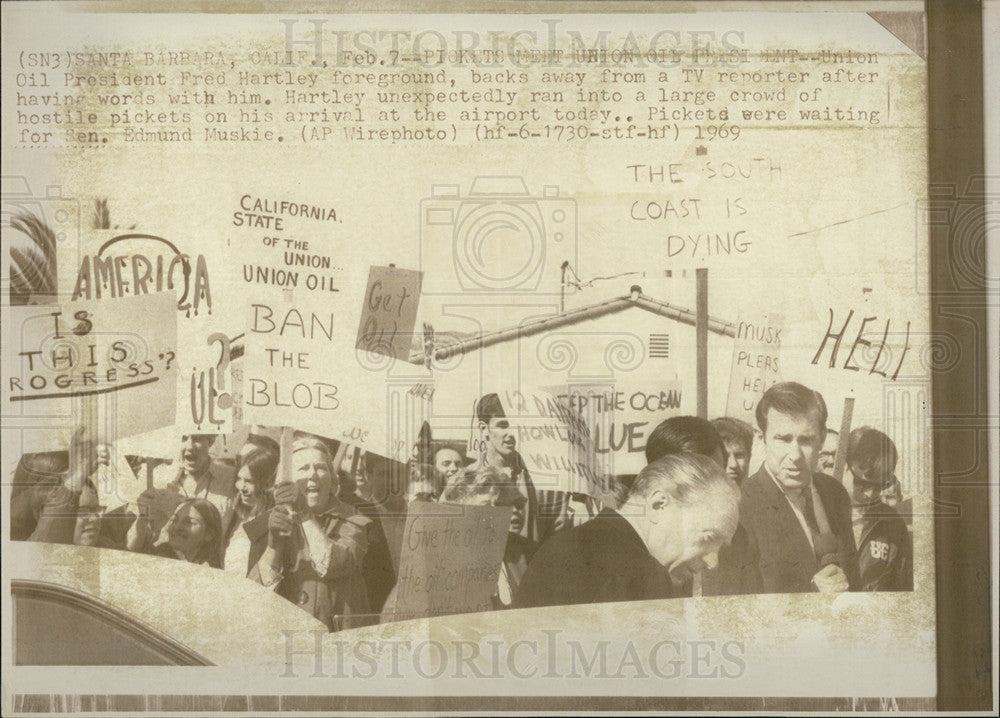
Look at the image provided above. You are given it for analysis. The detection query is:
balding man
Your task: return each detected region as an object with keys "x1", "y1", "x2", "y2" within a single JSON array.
[{"x1": 515, "y1": 453, "x2": 740, "y2": 608}]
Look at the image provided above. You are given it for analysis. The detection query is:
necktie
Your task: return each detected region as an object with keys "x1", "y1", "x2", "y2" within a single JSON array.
[{"x1": 800, "y1": 487, "x2": 821, "y2": 537}]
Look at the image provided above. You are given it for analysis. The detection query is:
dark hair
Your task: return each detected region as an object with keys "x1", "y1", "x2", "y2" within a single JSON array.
[
  {"x1": 236, "y1": 445, "x2": 280, "y2": 492},
  {"x1": 645, "y1": 416, "x2": 727, "y2": 465},
  {"x1": 476, "y1": 393, "x2": 506, "y2": 425},
  {"x1": 711, "y1": 417, "x2": 754, "y2": 454},
  {"x1": 847, "y1": 427, "x2": 898, "y2": 487},
  {"x1": 184, "y1": 434, "x2": 217, "y2": 445},
  {"x1": 12, "y1": 451, "x2": 69, "y2": 495},
  {"x1": 755, "y1": 382, "x2": 828, "y2": 434},
  {"x1": 243, "y1": 432, "x2": 280, "y2": 457},
  {"x1": 169, "y1": 498, "x2": 224, "y2": 568}
]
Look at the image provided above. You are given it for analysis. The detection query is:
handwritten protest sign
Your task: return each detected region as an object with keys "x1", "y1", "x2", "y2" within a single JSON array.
[
  {"x1": 725, "y1": 314, "x2": 783, "y2": 424},
  {"x1": 242, "y1": 275, "x2": 433, "y2": 463},
  {"x1": 472, "y1": 387, "x2": 598, "y2": 497},
  {"x1": 3, "y1": 291, "x2": 177, "y2": 439},
  {"x1": 385, "y1": 501, "x2": 511, "y2": 622},
  {"x1": 560, "y1": 381, "x2": 684, "y2": 477},
  {"x1": 356, "y1": 265, "x2": 422, "y2": 361}
]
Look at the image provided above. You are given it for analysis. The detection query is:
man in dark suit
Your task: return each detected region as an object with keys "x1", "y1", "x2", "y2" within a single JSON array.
[
  {"x1": 515, "y1": 453, "x2": 740, "y2": 609},
  {"x1": 741, "y1": 382, "x2": 859, "y2": 594}
]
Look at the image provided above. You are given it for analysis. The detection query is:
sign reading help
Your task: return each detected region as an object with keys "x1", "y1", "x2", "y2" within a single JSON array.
[
  {"x1": 355, "y1": 265, "x2": 422, "y2": 361},
  {"x1": 725, "y1": 314, "x2": 783, "y2": 424},
  {"x1": 3, "y1": 291, "x2": 178, "y2": 438}
]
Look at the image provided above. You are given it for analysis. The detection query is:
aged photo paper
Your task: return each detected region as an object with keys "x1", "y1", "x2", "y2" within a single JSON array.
[{"x1": 1, "y1": 0, "x2": 951, "y2": 713}]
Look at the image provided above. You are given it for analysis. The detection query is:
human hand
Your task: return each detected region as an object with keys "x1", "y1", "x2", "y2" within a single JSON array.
[
  {"x1": 812, "y1": 563, "x2": 849, "y2": 594},
  {"x1": 272, "y1": 481, "x2": 299, "y2": 506},
  {"x1": 267, "y1": 504, "x2": 296, "y2": 548},
  {"x1": 67, "y1": 426, "x2": 111, "y2": 489}
]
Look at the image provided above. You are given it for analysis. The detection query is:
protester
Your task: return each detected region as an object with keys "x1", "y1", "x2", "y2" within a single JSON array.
[
  {"x1": 406, "y1": 444, "x2": 468, "y2": 502},
  {"x1": 515, "y1": 453, "x2": 739, "y2": 608},
  {"x1": 819, "y1": 428, "x2": 840, "y2": 477},
  {"x1": 144, "y1": 433, "x2": 237, "y2": 533},
  {"x1": 11, "y1": 450, "x2": 71, "y2": 541},
  {"x1": 740, "y1": 382, "x2": 859, "y2": 593},
  {"x1": 645, "y1": 416, "x2": 762, "y2": 596},
  {"x1": 466, "y1": 393, "x2": 570, "y2": 606},
  {"x1": 379, "y1": 463, "x2": 527, "y2": 619},
  {"x1": 222, "y1": 442, "x2": 280, "y2": 577},
  {"x1": 19, "y1": 428, "x2": 119, "y2": 548},
  {"x1": 249, "y1": 437, "x2": 374, "y2": 631},
  {"x1": 847, "y1": 427, "x2": 912, "y2": 591},
  {"x1": 442, "y1": 463, "x2": 529, "y2": 604},
  {"x1": 711, "y1": 417, "x2": 755, "y2": 486},
  {"x1": 127, "y1": 496, "x2": 224, "y2": 568}
]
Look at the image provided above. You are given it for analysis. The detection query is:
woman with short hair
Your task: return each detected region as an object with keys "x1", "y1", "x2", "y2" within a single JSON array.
[{"x1": 249, "y1": 437, "x2": 374, "y2": 631}]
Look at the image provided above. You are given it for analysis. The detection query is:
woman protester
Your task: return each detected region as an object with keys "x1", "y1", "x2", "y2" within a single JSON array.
[
  {"x1": 222, "y1": 442, "x2": 280, "y2": 577},
  {"x1": 249, "y1": 437, "x2": 374, "y2": 631},
  {"x1": 18, "y1": 427, "x2": 120, "y2": 549},
  {"x1": 127, "y1": 496, "x2": 224, "y2": 568}
]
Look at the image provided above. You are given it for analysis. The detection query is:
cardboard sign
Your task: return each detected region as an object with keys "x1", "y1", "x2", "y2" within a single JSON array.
[
  {"x1": 3, "y1": 291, "x2": 178, "y2": 439},
  {"x1": 242, "y1": 281, "x2": 433, "y2": 463},
  {"x1": 560, "y1": 381, "x2": 684, "y2": 477},
  {"x1": 478, "y1": 387, "x2": 599, "y2": 497},
  {"x1": 355, "y1": 265, "x2": 422, "y2": 361},
  {"x1": 386, "y1": 501, "x2": 511, "y2": 622},
  {"x1": 725, "y1": 314, "x2": 783, "y2": 424}
]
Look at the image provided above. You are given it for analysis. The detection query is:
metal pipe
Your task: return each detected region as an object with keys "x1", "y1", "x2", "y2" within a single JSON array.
[
  {"x1": 418, "y1": 291, "x2": 738, "y2": 363},
  {"x1": 632, "y1": 293, "x2": 736, "y2": 337},
  {"x1": 433, "y1": 296, "x2": 636, "y2": 361}
]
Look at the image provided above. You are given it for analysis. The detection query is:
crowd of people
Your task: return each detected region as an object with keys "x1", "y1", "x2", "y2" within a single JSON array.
[{"x1": 10, "y1": 381, "x2": 913, "y2": 631}]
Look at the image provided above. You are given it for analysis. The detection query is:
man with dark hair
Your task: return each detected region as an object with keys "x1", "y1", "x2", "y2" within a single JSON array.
[
  {"x1": 847, "y1": 427, "x2": 912, "y2": 591},
  {"x1": 144, "y1": 433, "x2": 237, "y2": 533},
  {"x1": 645, "y1": 416, "x2": 762, "y2": 596},
  {"x1": 742, "y1": 382, "x2": 859, "y2": 594},
  {"x1": 818, "y1": 428, "x2": 840, "y2": 477},
  {"x1": 470, "y1": 392, "x2": 569, "y2": 605},
  {"x1": 711, "y1": 417, "x2": 755, "y2": 486},
  {"x1": 515, "y1": 453, "x2": 739, "y2": 608}
]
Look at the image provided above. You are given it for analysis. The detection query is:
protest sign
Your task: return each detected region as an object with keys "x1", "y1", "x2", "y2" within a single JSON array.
[
  {"x1": 3, "y1": 291, "x2": 177, "y2": 439},
  {"x1": 241, "y1": 280, "x2": 433, "y2": 463},
  {"x1": 725, "y1": 314, "x2": 784, "y2": 424},
  {"x1": 470, "y1": 387, "x2": 599, "y2": 498},
  {"x1": 386, "y1": 501, "x2": 511, "y2": 622},
  {"x1": 560, "y1": 381, "x2": 684, "y2": 477},
  {"x1": 356, "y1": 265, "x2": 423, "y2": 361}
]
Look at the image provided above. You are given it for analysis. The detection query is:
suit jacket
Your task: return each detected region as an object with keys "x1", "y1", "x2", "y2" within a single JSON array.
[
  {"x1": 515, "y1": 508, "x2": 675, "y2": 609},
  {"x1": 701, "y1": 521, "x2": 764, "y2": 596},
  {"x1": 740, "y1": 466, "x2": 859, "y2": 593}
]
